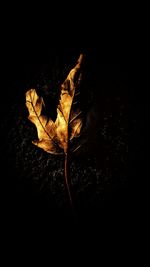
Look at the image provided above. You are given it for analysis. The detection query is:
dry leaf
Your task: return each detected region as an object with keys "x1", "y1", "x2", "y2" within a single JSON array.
[{"x1": 25, "y1": 54, "x2": 84, "y2": 204}]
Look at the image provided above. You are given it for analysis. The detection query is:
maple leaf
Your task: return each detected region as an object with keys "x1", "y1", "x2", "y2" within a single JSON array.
[{"x1": 26, "y1": 54, "x2": 84, "y2": 205}]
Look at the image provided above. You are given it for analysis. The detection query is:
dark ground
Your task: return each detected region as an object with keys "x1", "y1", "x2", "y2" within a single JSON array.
[{"x1": 1, "y1": 49, "x2": 137, "y2": 238}]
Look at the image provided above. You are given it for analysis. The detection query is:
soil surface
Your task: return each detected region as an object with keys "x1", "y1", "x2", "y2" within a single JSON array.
[{"x1": 1, "y1": 51, "x2": 131, "y2": 232}]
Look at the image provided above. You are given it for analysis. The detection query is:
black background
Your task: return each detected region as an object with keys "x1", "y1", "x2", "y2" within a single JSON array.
[{"x1": 1, "y1": 46, "x2": 138, "y2": 242}]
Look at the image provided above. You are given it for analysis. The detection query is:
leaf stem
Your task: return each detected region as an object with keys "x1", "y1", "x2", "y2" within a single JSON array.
[{"x1": 64, "y1": 152, "x2": 73, "y2": 206}]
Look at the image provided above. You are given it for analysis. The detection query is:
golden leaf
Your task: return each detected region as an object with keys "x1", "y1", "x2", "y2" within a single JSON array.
[
  {"x1": 25, "y1": 54, "x2": 84, "y2": 205},
  {"x1": 26, "y1": 54, "x2": 83, "y2": 155}
]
